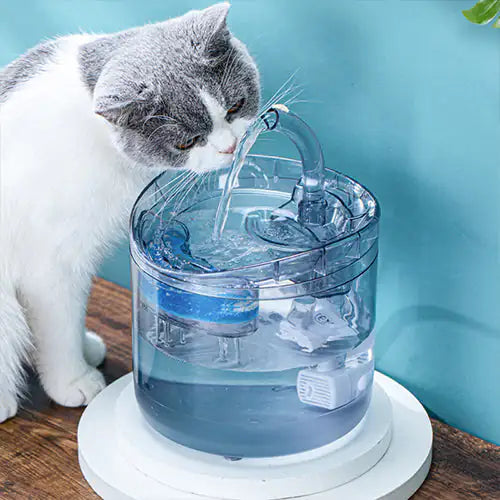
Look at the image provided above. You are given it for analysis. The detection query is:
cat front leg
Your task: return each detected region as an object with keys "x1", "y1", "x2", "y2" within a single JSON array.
[
  {"x1": 22, "y1": 276, "x2": 106, "y2": 407},
  {"x1": 0, "y1": 282, "x2": 32, "y2": 423}
]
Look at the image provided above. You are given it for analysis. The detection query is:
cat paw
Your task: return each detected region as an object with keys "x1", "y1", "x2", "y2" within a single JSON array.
[
  {"x1": 45, "y1": 366, "x2": 106, "y2": 407},
  {"x1": 84, "y1": 330, "x2": 107, "y2": 367},
  {"x1": 0, "y1": 392, "x2": 18, "y2": 423}
]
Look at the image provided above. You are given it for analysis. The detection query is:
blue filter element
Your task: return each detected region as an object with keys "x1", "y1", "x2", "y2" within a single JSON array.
[
  {"x1": 141, "y1": 220, "x2": 259, "y2": 331},
  {"x1": 140, "y1": 274, "x2": 259, "y2": 329}
]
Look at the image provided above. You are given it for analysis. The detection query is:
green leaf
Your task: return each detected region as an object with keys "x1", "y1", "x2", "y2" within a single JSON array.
[
  {"x1": 494, "y1": 15, "x2": 500, "y2": 27},
  {"x1": 462, "y1": 0, "x2": 500, "y2": 24}
]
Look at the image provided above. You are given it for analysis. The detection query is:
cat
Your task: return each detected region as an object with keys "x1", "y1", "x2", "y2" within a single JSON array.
[{"x1": 0, "y1": 2, "x2": 260, "y2": 422}]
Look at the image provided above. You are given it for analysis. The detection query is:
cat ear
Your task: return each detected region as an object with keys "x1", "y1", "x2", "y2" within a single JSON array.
[
  {"x1": 200, "y1": 2, "x2": 230, "y2": 32},
  {"x1": 94, "y1": 95, "x2": 133, "y2": 124},
  {"x1": 196, "y1": 2, "x2": 231, "y2": 58},
  {"x1": 94, "y1": 80, "x2": 150, "y2": 125}
]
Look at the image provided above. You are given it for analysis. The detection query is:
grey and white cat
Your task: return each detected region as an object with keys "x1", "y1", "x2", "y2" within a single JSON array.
[{"x1": 0, "y1": 2, "x2": 260, "y2": 422}]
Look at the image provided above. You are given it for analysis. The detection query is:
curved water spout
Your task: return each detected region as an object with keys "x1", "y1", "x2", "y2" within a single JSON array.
[{"x1": 213, "y1": 105, "x2": 327, "y2": 240}]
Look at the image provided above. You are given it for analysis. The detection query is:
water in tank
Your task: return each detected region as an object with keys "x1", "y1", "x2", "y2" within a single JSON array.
[{"x1": 130, "y1": 106, "x2": 380, "y2": 459}]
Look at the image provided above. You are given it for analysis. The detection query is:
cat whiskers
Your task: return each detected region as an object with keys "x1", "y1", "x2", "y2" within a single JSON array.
[
  {"x1": 147, "y1": 121, "x2": 179, "y2": 141},
  {"x1": 220, "y1": 47, "x2": 239, "y2": 90},
  {"x1": 143, "y1": 169, "x2": 191, "y2": 206},
  {"x1": 143, "y1": 114, "x2": 178, "y2": 126},
  {"x1": 154, "y1": 161, "x2": 198, "y2": 218},
  {"x1": 259, "y1": 70, "x2": 303, "y2": 115},
  {"x1": 193, "y1": 171, "x2": 210, "y2": 201},
  {"x1": 171, "y1": 169, "x2": 207, "y2": 217},
  {"x1": 144, "y1": 173, "x2": 191, "y2": 227},
  {"x1": 147, "y1": 154, "x2": 192, "y2": 207},
  {"x1": 148, "y1": 171, "x2": 197, "y2": 229}
]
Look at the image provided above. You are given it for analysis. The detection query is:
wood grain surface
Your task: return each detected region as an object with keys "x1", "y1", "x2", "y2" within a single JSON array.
[{"x1": 0, "y1": 278, "x2": 498, "y2": 499}]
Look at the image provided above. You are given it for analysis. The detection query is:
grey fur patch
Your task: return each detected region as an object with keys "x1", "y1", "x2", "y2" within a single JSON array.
[
  {"x1": 79, "y1": 3, "x2": 260, "y2": 169},
  {"x1": 79, "y1": 32, "x2": 134, "y2": 93},
  {"x1": 0, "y1": 40, "x2": 58, "y2": 104}
]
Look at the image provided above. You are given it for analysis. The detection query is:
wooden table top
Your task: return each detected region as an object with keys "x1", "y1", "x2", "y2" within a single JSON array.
[{"x1": 0, "y1": 278, "x2": 498, "y2": 499}]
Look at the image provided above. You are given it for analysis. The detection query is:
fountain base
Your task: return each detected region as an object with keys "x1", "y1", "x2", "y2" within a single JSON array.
[{"x1": 78, "y1": 372, "x2": 432, "y2": 500}]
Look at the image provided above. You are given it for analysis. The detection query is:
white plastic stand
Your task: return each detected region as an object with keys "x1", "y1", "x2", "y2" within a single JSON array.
[{"x1": 78, "y1": 372, "x2": 432, "y2": 500}]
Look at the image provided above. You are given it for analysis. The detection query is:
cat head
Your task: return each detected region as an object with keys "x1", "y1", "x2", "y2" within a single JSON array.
[{"x1": 86, "y1": 3, "x2": 260, "y2": 173}]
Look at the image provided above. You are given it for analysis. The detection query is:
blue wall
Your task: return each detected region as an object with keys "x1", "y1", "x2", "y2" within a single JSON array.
[{"x1": 2, "y1": 1, "x2": 498, "y2": 444}]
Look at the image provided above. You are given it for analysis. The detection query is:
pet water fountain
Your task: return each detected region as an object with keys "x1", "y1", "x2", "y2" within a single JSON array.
[{"x1": 78, "y1": 105, "x2": 432, "y2": 499}]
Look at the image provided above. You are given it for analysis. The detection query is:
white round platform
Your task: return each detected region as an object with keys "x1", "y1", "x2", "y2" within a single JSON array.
[
  {"x1": 78, "y1": 372, "x2": 432, "y2": 500},
  {"x1": 115, "y1": 380, "x2": 391, "y2": 499}
]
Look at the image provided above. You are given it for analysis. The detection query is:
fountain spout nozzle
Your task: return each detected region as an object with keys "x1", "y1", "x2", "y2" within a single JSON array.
[{"x1": 260, "y1": 106, "x2": 327, "y2": 226}]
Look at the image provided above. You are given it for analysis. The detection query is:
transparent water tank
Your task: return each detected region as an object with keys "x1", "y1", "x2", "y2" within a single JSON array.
[{"x1": 130, "y1": 153, "x2": 380, "y2": 459}]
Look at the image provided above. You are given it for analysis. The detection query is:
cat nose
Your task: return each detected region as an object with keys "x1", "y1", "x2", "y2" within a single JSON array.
[{"x1": 219, "y1": 141, "x2": 236, "y2": 155}]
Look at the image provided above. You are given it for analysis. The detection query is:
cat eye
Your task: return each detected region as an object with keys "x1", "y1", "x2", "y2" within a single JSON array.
[
  {"x1": 176, "y1": 135, "x2": 201, "y2": 151},
  {"x1": 226, "y1": 98, "x2": 245, "y2": 116}
]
